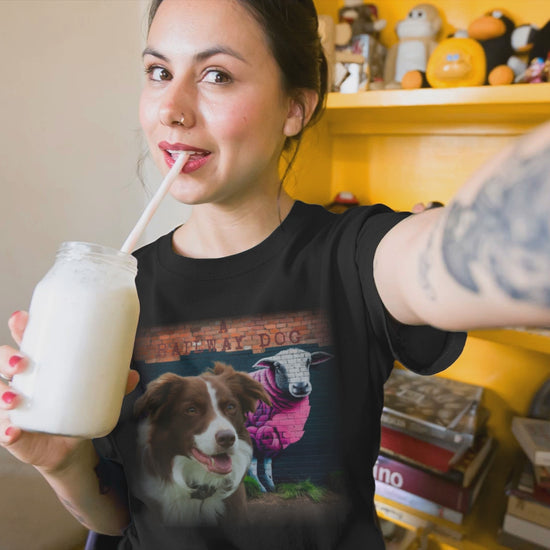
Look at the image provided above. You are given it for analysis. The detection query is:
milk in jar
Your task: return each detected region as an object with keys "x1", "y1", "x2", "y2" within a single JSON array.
[{"x1": 9, "y1": 242, "x2": 140, "y2": 438}]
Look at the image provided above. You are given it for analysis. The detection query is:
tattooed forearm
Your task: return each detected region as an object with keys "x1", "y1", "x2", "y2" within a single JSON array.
[{"x1": 441, "y1": 140, "x2": 550, "y2": 306}]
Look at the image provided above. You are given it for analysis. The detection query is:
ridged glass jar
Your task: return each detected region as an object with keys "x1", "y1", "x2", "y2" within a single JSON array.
[{"x1": 9, "y1": 242, "x2": 140, "y2": 437}]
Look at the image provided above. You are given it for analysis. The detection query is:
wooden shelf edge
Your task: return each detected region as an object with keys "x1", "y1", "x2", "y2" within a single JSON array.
[{"x1": 327, "y1": 84, "x2": 550, "y2": 110}]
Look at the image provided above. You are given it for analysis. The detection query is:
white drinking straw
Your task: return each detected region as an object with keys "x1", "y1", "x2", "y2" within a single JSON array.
[{"x1": 120, "y1": 152, "x2": 190, "y2": 254}]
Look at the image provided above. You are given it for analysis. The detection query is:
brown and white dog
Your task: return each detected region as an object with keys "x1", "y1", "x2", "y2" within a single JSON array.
[{"x1": 134, "y1": 362, "x2": 271, "y2": 525}]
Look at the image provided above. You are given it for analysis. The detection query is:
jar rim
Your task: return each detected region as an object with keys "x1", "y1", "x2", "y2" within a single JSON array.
[{"x1": 57, "y1": 241, "x2": 137, "y2": 274}]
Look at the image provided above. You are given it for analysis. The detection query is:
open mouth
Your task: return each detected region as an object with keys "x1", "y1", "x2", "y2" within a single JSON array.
[
  {"x1": 166, "y1": 149, "x2": 210, "y2": 162},
  {"x1": 191, "y1": 448, "x2": 232, "y2": 475}
]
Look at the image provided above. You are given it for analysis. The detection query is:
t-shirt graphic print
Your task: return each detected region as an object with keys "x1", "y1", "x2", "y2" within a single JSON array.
[{"x1": 131, "y1": 309, "x2": 348, "y2": 528}]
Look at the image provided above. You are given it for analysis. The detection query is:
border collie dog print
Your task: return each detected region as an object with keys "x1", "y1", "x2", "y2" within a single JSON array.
[{"x1": 135, "y1": 363, "x2": 271, "y2": 525}]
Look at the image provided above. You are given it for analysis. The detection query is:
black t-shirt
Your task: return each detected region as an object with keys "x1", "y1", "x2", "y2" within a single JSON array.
[{"x1": 94, "y1": 201, "x2": 466, "y2": 549}]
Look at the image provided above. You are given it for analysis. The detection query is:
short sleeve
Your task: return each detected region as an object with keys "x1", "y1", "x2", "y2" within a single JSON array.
[{"x1": 355, "y1": 206, "x2": 466, "y2": 377}]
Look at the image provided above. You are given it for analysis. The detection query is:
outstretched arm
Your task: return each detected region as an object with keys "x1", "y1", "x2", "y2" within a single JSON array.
[{"x1": 374, "y1": 121, "x2": 550, "y2": 331}]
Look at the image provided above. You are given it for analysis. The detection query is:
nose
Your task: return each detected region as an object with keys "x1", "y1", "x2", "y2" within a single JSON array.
[
  {"x1": 215, "y1": 429, "x2": 236, "y2": 449},
  {"x1": 290, "y1": 381, "x2": 311, "y2": 397},
  {"x1": 158, "y1": 80, "x2": 195, "y2": 129}
]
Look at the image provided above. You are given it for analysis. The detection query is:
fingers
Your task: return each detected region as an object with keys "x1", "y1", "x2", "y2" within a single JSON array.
[
  {"x1": 411, "y1": 201, "x2": 445, "y2": 214},
  {"x1": 0, "y1": 369, "x2": 21, "y2": 447},
  {"x1": 125, "y1": 369, "x2": 140, "y2": 395},
  {"x1": 0, "y1": 421, "x2": 21, "y2": 447},
  {"x1": 411, "y1": 202, "x2": 427, "y2": 214},
  {"x1": 0, "y1": 346, "x2": 27, "y2": 383},
  {"x1": 8, "y1": 311, "x2": 28, "y2": 347}
]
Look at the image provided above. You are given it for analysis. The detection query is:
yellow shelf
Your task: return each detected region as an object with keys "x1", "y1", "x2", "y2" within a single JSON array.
[
  {"x1": 324, "y1": 84, "x2": 550, "y2": 134},
  {"x1": 469, "y1": 328, "x2": 550, "y2": 355}
]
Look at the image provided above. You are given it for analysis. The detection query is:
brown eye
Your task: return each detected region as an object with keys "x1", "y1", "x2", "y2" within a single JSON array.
[
  {"x1": 146, "y1": 66, "x2": 172, "y2": 82},
  {"x1": 203, "y1": 69, "x2": 232, "y2": 84},
  {"x1": 186, "y1": 406, "x2": 198, "y2": 415}
]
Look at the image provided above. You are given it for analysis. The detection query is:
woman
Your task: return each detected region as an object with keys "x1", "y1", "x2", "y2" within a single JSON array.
[{"x1": 1, "y1": 1, "x2": 549, "y2": 548}]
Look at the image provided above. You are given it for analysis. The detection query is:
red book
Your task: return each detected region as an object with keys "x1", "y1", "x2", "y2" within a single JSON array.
[
  {"x1": 374, "y1": 452, "x2": 492, "y2": 513},
  {"x1": 380, "y1": 426, "x2": 469, "y2": 473},
  {"x1": 506, "y1": 455, "x2": 550, "y2": 508}
]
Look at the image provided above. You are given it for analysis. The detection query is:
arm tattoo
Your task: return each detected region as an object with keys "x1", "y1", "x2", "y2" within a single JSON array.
[
  {"x1": 61, "y1": 497, "x2": 91, "y2": 528},
  {"x1": 419, "y1": 225, "x2": 438, "y2": 301},
  {"x1": 441, "y1": 141, "x2": 550, "y2": 306}
]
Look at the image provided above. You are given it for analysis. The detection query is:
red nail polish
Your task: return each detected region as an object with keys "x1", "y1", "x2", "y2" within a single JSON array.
[
  {"x1": 11, "y1": 311, "x2": 20, "y2": 318},
  {"x1": 8, "y1": 355, "x2": 22, "y2": 368},
  {"x1": 2, "y1": 392, "x2": 16, "y2": 405},
  {"x1": 5, "y1": 426, "x2": 14, "y2": 437}
]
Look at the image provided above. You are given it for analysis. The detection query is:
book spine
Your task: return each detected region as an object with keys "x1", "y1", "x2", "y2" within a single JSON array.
[
  {"x1": 374, "y1": 455, "x2": 472, "y2": 513},
  {"x1": 512, "y1": 418, "x2": 550, "y2": 467},
  {"x1": 381, "y1": 410, "x2": 475, "y2": 447},
  {"x1": 381, "y1": 426, "x2": 455, "y2": 472},
  {"x1": 507, "y1": 495, "x2": 550, "y2": 528},
  {"x1": 374, "y1": 480, "x2": 464, "y2": 525},
  {"x1": 502, "y1": 513, "x2": 550, "y2": 547},
  {"x1": 375, "y1": 500, "x2": 464, "y2": 541},
  {"x1": 497, "y1": 528, "x2": 548, "y2": 550},
  {"x1": 535, "y1": 465, "x2": 550, "y2": 489}
]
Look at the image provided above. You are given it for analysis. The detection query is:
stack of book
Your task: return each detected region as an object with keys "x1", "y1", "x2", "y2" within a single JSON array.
[
  {"x1": 375, "y1": 368, "x2": 495, "y2": 525},
  {"x1": 498, "y1": 417, "x2": 550, "y2": 549}
]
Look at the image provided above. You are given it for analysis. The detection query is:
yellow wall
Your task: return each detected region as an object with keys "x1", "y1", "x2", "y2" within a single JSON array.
[
  {"x1": 315, "y1": 0, "x2": 549, "y2": 39},
  {"x1": 296, "y1": 4, "x2": 550, "y2": 546}
]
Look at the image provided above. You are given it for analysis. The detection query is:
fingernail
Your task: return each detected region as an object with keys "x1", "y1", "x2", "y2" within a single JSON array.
[
  {"x1": 5, "y1": 426, "x2": 14, "y2": 438},
  {"x1": 8, "y1": 355, "x2": 23, "y2": 368},
  {"x1": 10, "y1": 311, "x2": 20, "y2": 319},
  {"x1": 2, "y1": 392, "x2": 16, "y2": 405}
]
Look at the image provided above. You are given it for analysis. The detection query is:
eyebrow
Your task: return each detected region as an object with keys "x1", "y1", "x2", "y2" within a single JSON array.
[{"x1": 142, "y1": 45, "x2": 249, "y2": 65}]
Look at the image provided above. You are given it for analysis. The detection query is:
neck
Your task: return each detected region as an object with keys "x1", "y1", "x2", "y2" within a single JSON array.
[{"x1": 172, "y1": 190, "x2": 295, "y2": 259}]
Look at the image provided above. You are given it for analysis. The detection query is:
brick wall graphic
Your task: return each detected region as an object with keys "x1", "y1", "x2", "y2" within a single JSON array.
[
  {"x1": 134, "y1": 311, "x2": 341, "y2": 484},
  {"x1": 133, "y1": 310, "x2": 342, "y2": 488},
  {"x1": 134, "y1": 309, "x2": 332, "y2": 364}
]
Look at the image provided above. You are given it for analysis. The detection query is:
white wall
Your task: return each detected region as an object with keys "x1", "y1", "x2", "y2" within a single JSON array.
[{"x1": 0, "y1": 0, "x2": 190, "y2": 345}]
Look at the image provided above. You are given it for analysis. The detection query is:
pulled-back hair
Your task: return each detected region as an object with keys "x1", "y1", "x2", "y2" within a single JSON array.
[{"x1": 147, "y1": 0, "x2": 328, "y2": 149}]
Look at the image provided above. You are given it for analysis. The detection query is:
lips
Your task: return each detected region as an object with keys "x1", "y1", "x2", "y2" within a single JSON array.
[
  {"x1": 159, "y1": 141, "x2": 211, "y2": 172},
  {"x1": 191, "y1": 447, "x2": 233, "y2": 475}
]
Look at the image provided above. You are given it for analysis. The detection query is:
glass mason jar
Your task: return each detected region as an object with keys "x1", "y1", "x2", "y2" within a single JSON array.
[{"x1": 9, "y1": 242, "x2": 140, "y2": 438}]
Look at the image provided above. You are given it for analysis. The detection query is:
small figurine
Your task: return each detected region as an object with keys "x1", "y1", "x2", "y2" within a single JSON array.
[
  {"x1": 516, "y1": 56, "x2": 546, "y2": 83},
  {"x1": 326, "y1": 192, "x2": 360, "y2": 214},
  {"x1": 333, "y1": 1, "x2": 387, "y2": 92}
]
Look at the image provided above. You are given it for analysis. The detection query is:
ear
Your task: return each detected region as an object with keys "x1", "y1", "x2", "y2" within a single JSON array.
[
  {"x1": 251, "y1": 358, "x2": 274, "y2": 370},
  {"x1": 226, "y1": 371, "x2": 272, "y2": 413},
  {"x1": 134, "y1": 373, "x2": 185, "y2": 420},
  {"x1": 283, "y1": 89, "x2": 319, "y2": 138},
  {"x1": 310, "y1": 351, "x2": 334, "y2": 367}
]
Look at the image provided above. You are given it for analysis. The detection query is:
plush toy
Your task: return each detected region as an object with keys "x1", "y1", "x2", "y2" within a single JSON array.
[
  {"x1": 338, "y1": 1, "x2": 386, "y2": 38},
  {"x1": 383, "y1": 3, "x2": 443, "y2": 89},
  {"x1": 425, "y1": 35, "x2": 487, "y2": 88},
  {"x1": 467, "y1": 10, "x2": 518, "y2": 85},
  {"x1": 531, "y1": 20, "x2": 550, "y2": 62},
  {"x1": 512, "y1": 20, "x2": 550, "y2": 82}
]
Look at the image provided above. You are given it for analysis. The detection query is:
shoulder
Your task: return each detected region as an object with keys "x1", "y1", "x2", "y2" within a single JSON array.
[
  {"x1": 294, "y1": 200, "x2": 407, "y2": 235},
  {"x1": 133, "y1": 230, "x2": 176, "y2": 265}
]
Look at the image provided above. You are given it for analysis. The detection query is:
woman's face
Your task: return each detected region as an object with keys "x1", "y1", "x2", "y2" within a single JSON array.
[{"x1": 140, "y1": 0, "x2": 303, "y2": 206}]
